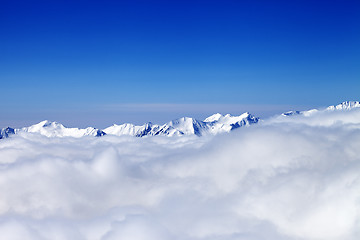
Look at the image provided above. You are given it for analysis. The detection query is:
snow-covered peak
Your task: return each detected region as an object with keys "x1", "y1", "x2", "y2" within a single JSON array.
[
  {"x1": 0, "y1": 127, "x2": 15, "y2": 139},
  {"x1": 280, "y1": 101, "x2": 360, "y2": 119},
  {"x1": 102, "y1": 112, "x2": 260, "y2": 138},
  {"x1": 204, "y1": 113, "x2": 223, "y2": 122},
  {"x1": 204, "y1": 112, "x2": 259, "y2": 134},
  {"x1": 26, "y1": 120, "x2": 65, "y2": 132},
  {"x1": 39, "y1": 120, "x2": 59, "y2": 127},
  {"x1": 281, "y1": 108, "x2": 319, "y2": 117},
  {"x1": 103, "y1": 122, "x2": 184, "y2": 137},
  {"x1": 104, "y1": 123, "x2": 151, "y2": 137},
  {"x1": 205, "y1": 112, "x2": 257, "y2": 124},
  {"x1": 20, "y1": 121, "x2": 105, "y2": 138},
  {"x1": 326, "y1": 101, "x2": 360, "y2": 111},
  {"x1": 204, "y1": 112, "x2": 253, "y2": 124},
  {"x1": 221, "y1": 112, "x2": 253, "y2": 124},
  {"x1": 282, "y1": 111, "x2": 301, "y2": 116},
  {"x1": 167, "y1": 117, "x2": 207, "y2": 136}
]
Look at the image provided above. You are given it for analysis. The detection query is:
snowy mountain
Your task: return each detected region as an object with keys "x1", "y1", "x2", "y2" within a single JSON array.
[
  {"x1": 1, "y1": 101, "x2": 359, "y2": 140},
  {"x1": 166, "y1": 117, "x2": 208, "y2": 136},
  {"x1": 281, "y1": 111, "x2": 301, "y2": 116},
  {"x1": 0, "y1": 112, "x2": 258, "y2": 140},
  {"x1": 104, "y1": 112, "x2": 259, "y2": 137},
  {"x1": 21, "y1": 120, "x2": 106, "y2": 137},
  {"x1": 281, "y1": 101, "x2": 360, "y2": 117},
  {"x1": 103, "y1": 122, "x2": 183, "y2": 137},
  {"x1": 326, "y1": 101, "x2": 360, "y2": 111},
  {"x1": 204, "y1": 112, "x2": 259, "y2": 134},
  {"x1": 0, "y1": 127, "x2": 15, "y2": 139},
  {"x1": 0, "y1": 120, "x2": 105, "y2": 139},
  {"x1": 281, "y1": 109, "x2": 318, "y2": 117}
]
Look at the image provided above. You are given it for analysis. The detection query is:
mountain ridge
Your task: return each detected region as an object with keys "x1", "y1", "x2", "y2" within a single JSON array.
[
  {"x1": 1, "y1": 101, "x2": 359, "y2": 139},
  {"x1": 280, "y1": 101, "x2": 360, "y2": 117},
  {"x1": 0, "y1": 112, "x2": 259, "y2": 139}
]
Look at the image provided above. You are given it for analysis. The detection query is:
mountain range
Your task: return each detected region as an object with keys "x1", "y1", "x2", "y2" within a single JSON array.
[
  {"x1": 1, "y1": 101, "x2": 359, "y2": 140},
  {"x1": 281, "y1": 101, "x2": 360, "y2": 117}
]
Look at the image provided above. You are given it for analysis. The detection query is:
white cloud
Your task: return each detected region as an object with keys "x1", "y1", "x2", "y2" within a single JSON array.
[{"x1": 0, "y1": 109, "x2": 360, "y2": 239}]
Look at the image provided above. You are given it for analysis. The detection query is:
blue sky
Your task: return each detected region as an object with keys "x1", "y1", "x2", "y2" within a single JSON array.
[{"x1": 1, "y1": 0, "x2": 359, "y2": 128}]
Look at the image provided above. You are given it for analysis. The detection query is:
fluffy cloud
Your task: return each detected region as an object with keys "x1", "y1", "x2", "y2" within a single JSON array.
[{"x1": 0, "y1": 109, "x2": 360, "y2": 240}]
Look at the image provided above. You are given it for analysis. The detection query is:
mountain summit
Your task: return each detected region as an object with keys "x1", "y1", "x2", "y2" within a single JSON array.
[{"x1": 326, "y1": 101, "x2": 360, "y2": 111}]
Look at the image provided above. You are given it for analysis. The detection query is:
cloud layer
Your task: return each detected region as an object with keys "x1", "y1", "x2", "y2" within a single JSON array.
[{"x1": 1, "y1": 109, "x2": 360, "y2": 240}]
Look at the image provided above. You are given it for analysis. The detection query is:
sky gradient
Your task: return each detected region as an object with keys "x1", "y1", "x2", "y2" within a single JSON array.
[{"x1": 1, "y1": 0, "x2": 359, "y2": 128}]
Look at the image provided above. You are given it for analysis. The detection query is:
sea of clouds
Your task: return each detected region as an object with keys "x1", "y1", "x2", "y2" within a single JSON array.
[{"x1": 1, "y1": 108, "x2": 360, "y2": 240}]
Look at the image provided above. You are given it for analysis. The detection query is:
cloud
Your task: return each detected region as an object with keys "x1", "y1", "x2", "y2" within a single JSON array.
[{"x1": 0, "y1": 109, "x2": 360, "y2": 239}]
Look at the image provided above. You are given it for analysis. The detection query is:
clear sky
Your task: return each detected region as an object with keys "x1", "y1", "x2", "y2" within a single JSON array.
[{"x1": 1, "y1": 0, "x2": 359, "y2": 128}]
